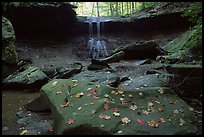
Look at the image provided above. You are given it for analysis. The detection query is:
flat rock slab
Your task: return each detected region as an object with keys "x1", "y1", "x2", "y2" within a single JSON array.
[
  {"x1": 121, "y1": 74, "x2": 172, "y2": 91},
  {"x1": 72, "y1": 70, "x2": 119, "y2": 85},
  {"x1": 40, "y1": 79, "x2": 197, "y2": 135},
  {"x1": 2, "y1": 66, "x2": 49, "y2": 90}
]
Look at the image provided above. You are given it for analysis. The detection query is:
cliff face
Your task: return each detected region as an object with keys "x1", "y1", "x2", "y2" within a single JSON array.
[{"x1": 4, "y1": 2, "x2": 77, "y2": 38}]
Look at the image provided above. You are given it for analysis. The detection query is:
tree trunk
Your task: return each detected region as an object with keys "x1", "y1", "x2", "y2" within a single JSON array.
[
  {"x1": 121, "y1": 2, "x2": 124, "y2": 15},
  {"x1": 142, "y1": 2, "x2": 145, "y2": 9},
  {"x1": 116, "y1": 2, "x2": 118, "y2": 16},
  {"x1": 126, "y1": 2, "x2": 128, "y2": 14},
  {"x1": 131, "y1": 2, "x2": 134, "y2": 13},
  {"x1": 110, "y1": 2, "x2": 113, "y2": 16}
]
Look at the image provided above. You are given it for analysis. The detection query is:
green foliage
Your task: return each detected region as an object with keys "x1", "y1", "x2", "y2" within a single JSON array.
[{"x1": 181, "y1": 2, "x2": 202, "y2": 25}]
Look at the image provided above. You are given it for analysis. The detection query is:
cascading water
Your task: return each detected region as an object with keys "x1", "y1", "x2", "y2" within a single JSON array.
[{"x1": 87, "y1": 2, "x2": 108, "y2": 59}]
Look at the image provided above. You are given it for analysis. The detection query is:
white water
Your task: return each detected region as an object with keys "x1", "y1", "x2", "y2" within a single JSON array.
[{"x1": 87, "y1": 2, "x2": 108, "y2": 59}]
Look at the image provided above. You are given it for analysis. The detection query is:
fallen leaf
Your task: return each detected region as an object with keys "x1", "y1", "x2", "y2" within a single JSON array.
[
  {"x1": 148, "y1": 102, "x2": 154, "y2": 107},
  {"x1": 150, "y1": 97, "x2": 155, "y2": 102},
  {"x1": 117, "y1": 130, "x2": 123, "y2": 134},
  {"x1": 128, "y1": 94, "x2": 133, "y2": 98},
  {"x1": 75, "y1": 92, "x2": 84, "y2": 98},
  {"x1": 147, "y1": 120, "x2": 159, "y2": 128},
  {"x1": 113, "y1": 112, "x2": 120, "y2": 117},
  {"x1": 100, "y1": 124, "x2": 105, "y2": 128},
  {"x1": 154, "y1": 100, "x2": 161, "y2": 104},
  {"x1": 77, "y1": 107, "x2": 82, "y2": 110},
  {"x1": 158, "y1": 107, "x2": 164, "y2": 112},
  {"x1": 129, "y1": 103, "x2": 138, "y2": 110},
  {"x1": 99, "y1": 114, "x2": 111, "y2": 120},
  {"x1": 104, "y1": 94, "x2": 109, "y2": 98},
  {"x1": 111, "y1": 90, "x2": 116, "y2": 94},
  {"x1": 138, "y1": 92, "x2": 143, "y2": 96},
  {"x1": 158, "y1": 118, "x2": 165, "y2": 124},
  {"x1": 121, "y1": 100, "x2": 128, "y2": 105},
  {"x1": 102, "y1": 98, "x2": 109, "y2": 103},
  {"x1": 61, "y1": 83, "x2": 68, "y2": 87},
  {"x1": 136, "y1": 118, "x2": 145, "y2": 125},
  {"x1": 93, "y1": 95, "x2": 99, "y2": 99},
  {"x1": 173, "y1": 109, "x2": 179, "y2": 114},
  {"x1": 158, "y1": 88, "x2": 164, "y2": 94},
  {"x1": 51, "y1": 81, "x2": 58, "y2": 87},
  {"x1": 72, "y1": 83, "x2": 78, "y2": 87},
  {"x1": 96, "y1": 84, "x2": 100, "y2": 88},
  {"x1": 91, "y1": 88, "x2": 97, "y2": 94},
  {"x1": 104, "y1": 104, "x2": 110, "y2": 110},
  {"x1": 90, "y1": 102, "x2": 95, "y2": 105},
  {"x1": 48, "y1": 127, "x2": 53, "y2": 132},
  {"x1": 92, "y1": 110, "x2": 96, "y2": 113},
  {"x1": 87, "y1": 93, "x2": 92, "y2": 97},
  {"x1": 67, "y1": 119, "x2": 75, "y2": 125},
  {"x1": 142, "y1": 110, "x2": 149, "y2": 115},
  {"x1": 118, "y1": 88, "x2": 124, "y2": 94},
  {"x1": 60, "y1": 101, "x2": 70, "y2": 108},
  {"x1": 56, "y1": 91, "x2": 62, "y2": 95},
  {"x1": 72, "y1": 80, "x2": 78, "y2": 82},
  {"x1": 20, "y1": 129, "x2": 28, "y2": 135},
  {"x1": 113, "y1": 107, "x2": 119, "y2": 112},
  {"x1": 179, "y1": 118, "x2": 186, "y2": 126},
  {"x1": 122, "y1": 117, "x2": 131, "y2": 124}
]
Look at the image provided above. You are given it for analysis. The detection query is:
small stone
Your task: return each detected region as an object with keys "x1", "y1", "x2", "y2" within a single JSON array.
[{"x1": 2, "y1": 126, "x2": 9, "y2": 131}]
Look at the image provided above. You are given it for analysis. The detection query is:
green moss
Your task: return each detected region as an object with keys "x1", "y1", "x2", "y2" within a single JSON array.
[{"x1": 162, "y1": 24, "x2": 202, "y2": 64}]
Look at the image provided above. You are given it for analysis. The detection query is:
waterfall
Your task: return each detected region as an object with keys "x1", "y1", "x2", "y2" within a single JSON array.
[
  {"x1": 87, "y1": 2, "x2": 108, "y2": 59},
  {"x1": 88, "y1": 17, "x2": 93, "y2": 39}
]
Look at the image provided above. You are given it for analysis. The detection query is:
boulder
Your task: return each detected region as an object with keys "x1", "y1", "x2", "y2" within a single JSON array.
[
  {"x1": 52, "y1": 62, "x2": 83, "y2": 79},
  {"x1": 2, "y1": 66, "x2": 49, "y2": 90},
  {"x1": 24, "y1": 95, "x2": 50, "y2": 112},
  {"x1": 164, "y1": 64, "x2": 202, "y2": 97},
  {"x1": 87, "y1": 51, "x2": 124, "y2": 71},
  {"x1": 40, "y1": 79, "x2": 197, "y2": 135},
  {"x1": 112, "y1": 41, "x2": 162, "y2": 60},
  {"x1": 2, "y1": 16, "x2": 19, "y2": 78}
]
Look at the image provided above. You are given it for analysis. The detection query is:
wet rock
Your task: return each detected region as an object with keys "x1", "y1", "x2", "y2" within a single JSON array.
[
  {"x1": 135, "y1": 59, "x2": 153, "y2": 65},
  {"x1": 72, "y1": 70, "x2": 119, "y2": 85},
  {"x1": 2, "y1": 66, "x2": 49, "y2": 90},
  {"x1": 112, "y1": 41, "x2": 162, "y2": 60},
  {"x1": 164, "y1": 64, "x2": 202, "y2": 97},
  {"x1": 40, "y1": 79, "x2": 197, "y2": 135},
  {"x1": 164, "y1": 64, "x2": 202, "y2": 77},
  {"x1": 52, "y1": 62, "x2": 83, "y2": 79},
  {"x1": 16, "y1": 111, "x2": 25, "y2": 118},
  {"x1": 93, "y1": 51, "x2": 125, "y2": 64},
  {"x1": 88, "y1": 51, "x2": 124, "y2": 70},
  {"x1": 2, "y1": 16, "x2": 19, "y2": 78},
  {"x1": 121, "y1": 74, "x2": 172, "y2": 90},
  {"x1": 24, "y1": 95, "x2": 50, "y2": 112}
]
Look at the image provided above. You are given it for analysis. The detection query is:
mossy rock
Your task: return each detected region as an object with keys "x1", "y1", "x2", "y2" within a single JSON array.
[
  {"x1": 40, "y1": 79, "x2": 197, "y2": 135},
  {"x1": 161, "y1": 25, "x2": 202, "y2": 64},
  {"x1": 2, "y1": 16, "x2": 18, "y2": 64},
  {"x1": 2, "y1": 66, "x2": 49, "y2": 90}
]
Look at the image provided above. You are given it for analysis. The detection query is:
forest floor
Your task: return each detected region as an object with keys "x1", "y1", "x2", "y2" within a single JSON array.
[{"x1": 2, "y1": 31, "x2": 202, "y2": 135}]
